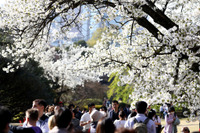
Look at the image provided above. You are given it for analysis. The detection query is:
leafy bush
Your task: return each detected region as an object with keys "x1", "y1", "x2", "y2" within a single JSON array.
[
  {"x1": 70, "y1": 98, "x2": 103, "y2": 109},
  {"x1": 12, "y1": 112, "x2": 25, "y2": 123},
  {"x1": 107, "y1": 72, "x2": 133, "y2": 104},
  {"x1": 83, "y1": 105, "x2": 103, "y2": 110}
]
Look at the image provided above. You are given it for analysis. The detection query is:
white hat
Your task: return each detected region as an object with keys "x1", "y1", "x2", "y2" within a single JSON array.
[
  {"x1": 90, "y1": 109, "x2": 104, "y2": 122},
  {"x1": 100, "y1": 111, "x2": 107, "y2": 117}
]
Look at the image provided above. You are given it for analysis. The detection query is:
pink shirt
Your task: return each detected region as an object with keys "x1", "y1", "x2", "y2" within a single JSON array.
[{"x1": 164, "y1": 113, "x2": 175, "y2": 133}]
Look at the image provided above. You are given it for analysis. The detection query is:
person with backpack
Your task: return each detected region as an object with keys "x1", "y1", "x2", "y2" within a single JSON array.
[{"x1": 124, "y1": 101, "x2": 156, "y2": 133}]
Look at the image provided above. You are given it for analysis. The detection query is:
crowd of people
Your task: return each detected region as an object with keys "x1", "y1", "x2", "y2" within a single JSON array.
[{"x1": 0, "y1": 99, "x2": 196, "y2": 133}]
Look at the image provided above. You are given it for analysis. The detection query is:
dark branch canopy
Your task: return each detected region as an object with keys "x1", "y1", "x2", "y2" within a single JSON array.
[{"x1": 20, "y1": 0, "x2": 178, "y2": 45}]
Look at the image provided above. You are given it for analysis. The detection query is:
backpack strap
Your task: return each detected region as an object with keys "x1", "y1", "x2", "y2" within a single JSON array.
[
  {"x1": 133, "y1": 118, "x2": 138, "y2": 123},
  {"x1": 143, "y1": 118, "x2": 149, "y2": 124}
]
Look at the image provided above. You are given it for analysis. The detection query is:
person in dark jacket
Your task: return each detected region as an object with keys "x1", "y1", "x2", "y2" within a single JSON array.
[
  {"x1": 108, "y1": 100, "x2": 119, "y2": 122},
  {"x1": 0, "y1": 106, "x2": 12, "y2": 133}
]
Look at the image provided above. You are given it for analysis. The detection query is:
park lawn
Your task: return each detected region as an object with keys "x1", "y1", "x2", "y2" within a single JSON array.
[{"x1": 161, "y1": 118, "x2": 199, "y2": 133}]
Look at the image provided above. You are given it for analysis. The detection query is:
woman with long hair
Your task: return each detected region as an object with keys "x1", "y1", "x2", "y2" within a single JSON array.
[
  {"x1": 148, "y1": 109, "x2": 162, "y2": 133},
  {"x1": 96, "y1": 118, "x2": 116, "y2": 133},
  {"x1": 114, "y1": 110, "x2": 126, "y2": 129},
  {"x1": 164, "y1": 106, "x2": 180, "y2": 133}
]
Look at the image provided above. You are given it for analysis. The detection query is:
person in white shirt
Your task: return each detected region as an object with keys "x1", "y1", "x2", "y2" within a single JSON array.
[
  {"x1": 23, "y1": 99, "x2": 49, "y2": 133},
  {"x1": 148, "y1": 109, "x2": 161, "y2": 133},
  {"x1": 114, "y1": 110, "x2": 126, "y2": 129},
  {"x1": 163, "y1": 104, "x2": 168, "y2": 118},
  {"x1": 100, "y1": 106, "x2": 108, "y2": 117},
  {"x1": 153, "y1": 115, "x2": 161, "y2": 133},
  {"x1": 80, "y1": 103, "x2": 94, "y2": 132},
  {"x1": 90, "y1": 109, "x2": 104, "y2": 133},
  {"x1": 124, "y1": 101, "x2": 156, "y2": 133}
]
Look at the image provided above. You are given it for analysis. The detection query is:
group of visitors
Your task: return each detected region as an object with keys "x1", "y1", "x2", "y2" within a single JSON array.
[
  {"x1": 0, "y1": 99, "x2": 196, "y2": 133},
  {"x1": 159, "y1": 103, "x2": 174, "y2": 119}
]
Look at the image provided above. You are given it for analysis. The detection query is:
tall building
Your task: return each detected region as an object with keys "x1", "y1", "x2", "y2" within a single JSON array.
[{"x1": 86, "y1": 7, "x2": 91, "y2": 41}]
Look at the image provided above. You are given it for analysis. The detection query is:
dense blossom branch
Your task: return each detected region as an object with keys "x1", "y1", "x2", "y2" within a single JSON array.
[{"x1": 1, "y1": 0, "x2": 200, "y2": 116}]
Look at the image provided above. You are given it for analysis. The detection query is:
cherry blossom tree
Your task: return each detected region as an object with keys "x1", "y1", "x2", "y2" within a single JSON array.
[{"x1": 1, "y1": 0, "x2": 200, "y2": 115}]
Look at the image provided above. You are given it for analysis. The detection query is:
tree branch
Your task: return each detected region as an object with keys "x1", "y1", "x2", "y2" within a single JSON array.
[
  {"x1": 136, "y1": 17, "x2": 163, "y2": 41},
  {"x1": 17, "y1": 0, "x2": 179, "y2": 45},
  {"x1": 142, "y1": 0, "x2": 178, "y2": 30}
]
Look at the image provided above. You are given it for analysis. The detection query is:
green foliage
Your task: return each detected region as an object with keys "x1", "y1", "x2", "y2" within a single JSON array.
[
  {"x1": 107, "y1": 72, "x2": 133, "y2": 104},
  {"x1": 0, "y1": 29, "x2": 56, "y2": 122},
  {"x1": 83, "y1": 105, "x2": 102, "y2": 110},
  {"x1": 87, "y1": 27, "x2": 117, "y2": 47},
  {"x1": 87, "y1": 27, "x2": 108, "y2": 47},
  {"x1": 0, "y1": 58, "x2": 56, "y2": 119},
  {"x1": 151, "y1": 104, "x2": 183, "y2": 114},
  {"x1": 74, "y1": 40, "x2": 87, "y2": 47},
  {"x1": 0, "y1": 28, "x2": 13, "y2": 46},
  {"x1": 150, "y1": 105, "x2": 160, "y2": 113},
  {"x1": 13, "y1": 112, "x2": 24, "y2": 123},
  {"x1": 72, "y1": 98, "x2": 102, "y2": 109}
]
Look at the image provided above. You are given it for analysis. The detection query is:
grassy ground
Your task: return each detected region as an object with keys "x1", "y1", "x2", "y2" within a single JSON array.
[{"x1": 161, "y1": 118, "x2": 199, "y2": 133}]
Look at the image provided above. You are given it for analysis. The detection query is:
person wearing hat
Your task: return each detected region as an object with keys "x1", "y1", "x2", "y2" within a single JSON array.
[
  {"x1": 58, "y1": 102, "x2": 65, "y2": 111},
  {"x1": 181, "y1": 127, "x2": 190, "y2": 133},
  {"x1": 90, "y1": 109, "x2": 105, "y2": 133}
]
